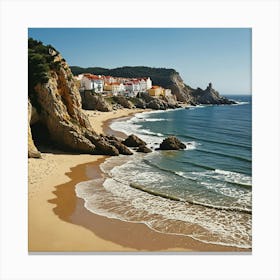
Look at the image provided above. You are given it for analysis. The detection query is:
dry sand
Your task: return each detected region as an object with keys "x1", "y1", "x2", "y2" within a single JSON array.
[{"x1": 28, "y1": 108, "x2": 248, "y2": 252}]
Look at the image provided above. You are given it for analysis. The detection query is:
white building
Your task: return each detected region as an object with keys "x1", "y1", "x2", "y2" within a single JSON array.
[
  {"x1": 81, "y1": 74, "x2": 104, "y2": 93},
  {"x1": 124, "y1": 82, "x2": 133, "y2": 93},
  {"x1": 145, "y1": 77, "x2": 152, "y2": 90},
  {"x1": 124, "y1": 81, "x2": 140, "y2": 94}
]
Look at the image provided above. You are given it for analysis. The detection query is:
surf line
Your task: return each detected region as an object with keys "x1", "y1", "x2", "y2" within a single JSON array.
[{"x1": 129, "y1": 182, "x2": 252, "y2": 214}]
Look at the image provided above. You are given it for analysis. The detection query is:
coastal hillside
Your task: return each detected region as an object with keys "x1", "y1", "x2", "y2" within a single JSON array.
[
  {"x1": 70, "y1": 66, "x2": 235, "y2": 104},
  {"x1": 28, "y1": 38, "x2": 134, "y2": 158}
]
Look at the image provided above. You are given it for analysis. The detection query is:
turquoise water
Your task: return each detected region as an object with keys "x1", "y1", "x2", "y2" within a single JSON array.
[{"x1": 76, "y1": 95, "x2": 252, "y2": 248}]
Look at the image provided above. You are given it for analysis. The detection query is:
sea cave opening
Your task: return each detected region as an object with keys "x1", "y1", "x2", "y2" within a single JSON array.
[{"x1": 31, "y1": 122, "x2": 56, "y2": 152}]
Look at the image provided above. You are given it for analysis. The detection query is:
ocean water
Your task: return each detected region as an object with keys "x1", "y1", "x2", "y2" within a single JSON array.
[{"x1": 76, "y1": 95, "x2": 252, "y2": 249}]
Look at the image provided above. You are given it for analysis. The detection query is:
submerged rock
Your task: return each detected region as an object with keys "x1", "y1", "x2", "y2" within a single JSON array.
[
  {"x1": 158, "y1": 136, "x2": 186, "y2": 150},
  {"x1": 122, "y1": 134, "x2": 147, "y2": 147}
]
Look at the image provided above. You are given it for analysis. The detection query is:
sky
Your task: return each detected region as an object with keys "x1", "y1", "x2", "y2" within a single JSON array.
[{"x1": 28, "y1": 28, "x2": 251, "y2": 95}]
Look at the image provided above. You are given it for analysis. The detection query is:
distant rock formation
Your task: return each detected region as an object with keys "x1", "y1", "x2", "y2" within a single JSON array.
[
  {"x1": 157, "y1": 136, "x2": 186, "y2": 150},
  {"x1": 190, "y1": 83, "x2": 236, "y2": 105}
]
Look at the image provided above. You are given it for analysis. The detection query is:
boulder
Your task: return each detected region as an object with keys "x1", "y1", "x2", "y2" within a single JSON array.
[
  {"x1": 122, "y1": 134, "x2": 147, "y2": 147},
  {"x1": 158, "y1": 136, "x2": 186, "y2": 150},
  {"x1": 83, "y1": 132, "x2": 119, "y2": 156},
  {"x1": 136, "y1": 145, "x2": 152, "y2": 153},
  {"x1": 107, "y1": 139, "x2": 133, "y2": 155}
]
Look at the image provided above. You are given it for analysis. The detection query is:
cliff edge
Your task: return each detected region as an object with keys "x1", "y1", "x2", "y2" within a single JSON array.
[{"x1": 28, "y1": 38, "x2": 129, "y2": 157}]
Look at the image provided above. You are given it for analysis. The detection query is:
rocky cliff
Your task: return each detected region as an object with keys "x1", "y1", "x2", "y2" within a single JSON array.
[{"x1": 28, "y1": 38, "x2": 132, "y2": 157}]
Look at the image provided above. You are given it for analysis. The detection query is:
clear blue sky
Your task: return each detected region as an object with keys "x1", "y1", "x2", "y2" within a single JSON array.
[{"x1": 28, "y1": 28, "x2": 251, "y2": 95}]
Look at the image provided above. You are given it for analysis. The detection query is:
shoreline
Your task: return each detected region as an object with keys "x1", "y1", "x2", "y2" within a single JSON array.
[{"x1": 28, "y1": 107, "x2": 251, "y2": 252}]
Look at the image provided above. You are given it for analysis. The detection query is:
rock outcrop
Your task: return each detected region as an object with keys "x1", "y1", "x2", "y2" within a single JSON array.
[
  {"x1": 122, "y1": 134, "x2": 147, "y2": 147},
  {"x1": 112, "y1": 96, "x2": 134, "y2": 109},
  {"x1": 132, "y1": 97, "x2": 146, "y2": 109},
  {"x1": 80, "y1": 91, "x2": 112, "y2": 111},
  {"x1": 135, "y1": 92, "x2": 179, "y2": 110},
  {"x1": 146, "y1": 99, "x2": 166, "y2": 110},
  {"x1": 157, "y1": 136, "x2": 186, "y2": 150},
  {"x1": 163, "y1": 94, "x2": 178, "y2": 108},
  {"x1": 190, "y1": 83, "x2": 235, "y2": 105},
  {"x1": 103, "y1": 135, "x2": 133, "y2": 155}
]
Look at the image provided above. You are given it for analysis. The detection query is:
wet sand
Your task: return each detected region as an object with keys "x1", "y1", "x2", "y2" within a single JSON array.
[{"x1": 49, "y1": 158, "x2": 250, "y2": 252}]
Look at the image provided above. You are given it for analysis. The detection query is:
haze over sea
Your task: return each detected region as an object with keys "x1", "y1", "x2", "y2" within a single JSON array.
[{"x1": 76, "y1": 95, "x2": 252, "y2": 248}]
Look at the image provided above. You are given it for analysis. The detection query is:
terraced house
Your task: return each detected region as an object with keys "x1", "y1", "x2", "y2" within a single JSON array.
[{"x1": 77, "y1": 73, "x2": 156, "y2": 97}]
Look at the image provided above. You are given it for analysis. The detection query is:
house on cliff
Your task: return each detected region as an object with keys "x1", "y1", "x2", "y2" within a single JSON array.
[{"x1": 81, "y1": 74, "x2": 104, "y2": 93}]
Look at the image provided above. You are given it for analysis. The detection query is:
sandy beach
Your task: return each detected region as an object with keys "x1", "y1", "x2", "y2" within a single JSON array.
[
  {"x1": 28, "y1": 108, "x2": 249, "y2": 252},
  {"x1": 28, "y1": 108, "x2": 144, "y2": 252}
]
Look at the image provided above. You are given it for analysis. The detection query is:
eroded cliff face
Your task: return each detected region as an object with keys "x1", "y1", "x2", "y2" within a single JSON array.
[
  {"x1": 169, "y1": 73, "x2": 235, "y2": 105},
  {"x1": 28, "y1": 44, "x2": 125, "y2": 157}
]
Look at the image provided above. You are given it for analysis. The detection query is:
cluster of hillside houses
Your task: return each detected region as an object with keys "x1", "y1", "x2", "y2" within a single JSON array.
[{"x1": 75, "y1": 73, "x2": 172, "y2": 98}]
